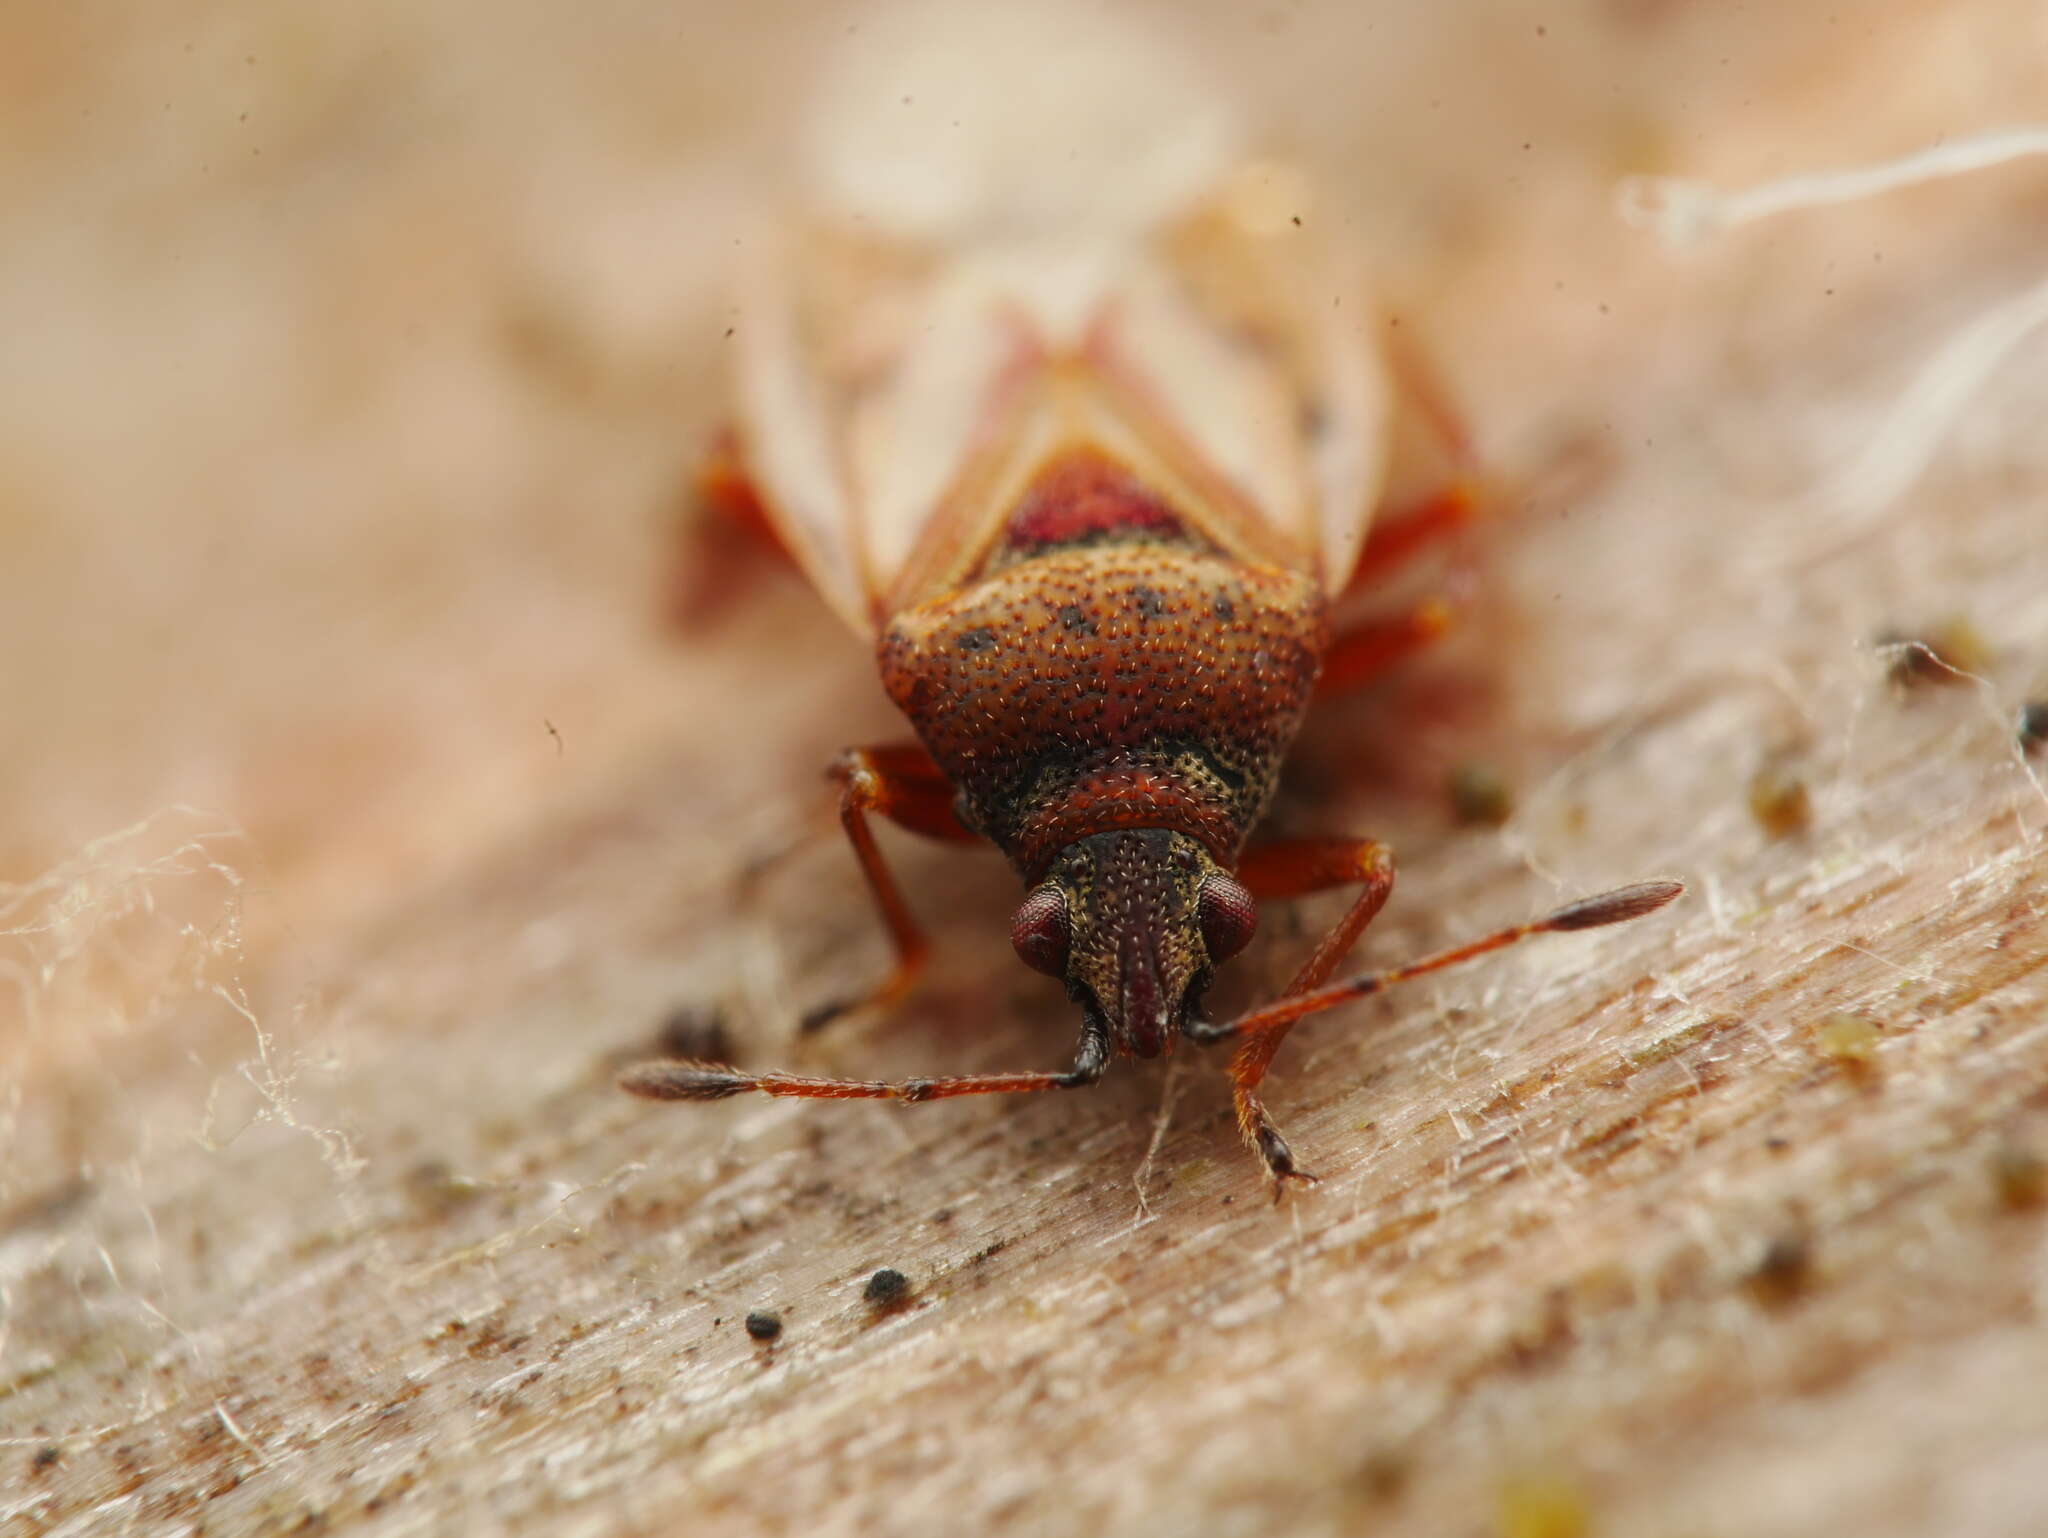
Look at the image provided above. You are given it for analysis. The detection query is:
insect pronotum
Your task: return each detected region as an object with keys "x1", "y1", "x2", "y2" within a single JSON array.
[{"x1": 621, "y1": 8, "x2": 1682, "y2": 1189}]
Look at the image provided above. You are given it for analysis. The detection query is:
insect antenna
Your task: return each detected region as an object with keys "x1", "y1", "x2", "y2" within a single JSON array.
[{"x1": 1211, "y1": 880, "x2": 1684, "y2": 1044}]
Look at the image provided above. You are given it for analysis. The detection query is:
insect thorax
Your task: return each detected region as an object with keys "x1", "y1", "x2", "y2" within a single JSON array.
[{"x1": 877, "y1": 529, "x2": 1327, "y2": 882}]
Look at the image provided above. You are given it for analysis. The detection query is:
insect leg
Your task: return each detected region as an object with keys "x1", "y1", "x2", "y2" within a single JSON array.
[
  {"x1": 666, "y1": 429, "x2": 798, "y2": 631},
  {"x1": 1324, "y1": 322, "x2": 1490, "y2": 688},
  {"x1": 1193, "y1": 880, "x2": 1684, "y2": 1191},
  {"x1": 1338, "y1": 316, "x2": 1491, "y2": 599},
  {"x1": 621, "y1": 1021, "x2": 1108, "y2": 1105},
  {"x1": 1315, "y1": 596, "x2": 1460, "y2": 697},
  {"x1": 697, "y1": 428, "x2": 773, "y2": 533},
  {"x1": 803, "y1": 743, "x2": 979, "y2": 1034},
  {"x1": 1343, "y1": 479, "x2": 1483, "y2": 597},
  {"x1": 1235, "y1": 837, "x2": 1397, "y2": 994},
  {"x1": 1193, "y1": 838, "x2": 1396, "y2": 1188}
]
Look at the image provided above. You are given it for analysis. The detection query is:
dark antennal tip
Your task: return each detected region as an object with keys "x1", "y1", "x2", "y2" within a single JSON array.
[
  {"x1": 618, "y1": 1061, "x2": 751, "y2": 1101},
  {"x1": 1544, "y1": 879, "x2": 1685, "y2": 932}
]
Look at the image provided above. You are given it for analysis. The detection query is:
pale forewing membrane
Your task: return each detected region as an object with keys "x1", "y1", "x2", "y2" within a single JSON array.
[
  {"x1": 733, "y1": 2, "x2": 1391, "y2": 628},
  {"x1": 731, "y1": 234, "x2": 870, "y2": 634},
  {"x1": 1154, "y1": 170, "x2": 1393, "y2": 587},
  {"x1": 849, "y1": 260, "x2": 1029, "y2": 600}
]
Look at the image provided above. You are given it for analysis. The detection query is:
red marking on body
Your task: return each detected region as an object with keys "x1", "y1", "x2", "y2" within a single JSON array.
[{"x1": 1002, "y1": 450, "x2": 1187, "y2": 551}]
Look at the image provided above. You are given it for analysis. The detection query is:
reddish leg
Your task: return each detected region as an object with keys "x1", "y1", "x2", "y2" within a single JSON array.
[
  {"x1": 1343, "y1": 479, "x2": 1483, "y2": 599},
  {"x1": 802, "y1": 743, "x2": 980, "y2": 1033},
  {"x1": 1316, "y1": 593, "x2": 1459, "y2": 698},
  {"x1": 1323, "y1": 477, "x2": 1484, "y2": 702},
  {"x1": 1236, "y1": 838, "x2": 1398, "y2": 995},
  {"x1": 1195, "y1": 837, "x2": 1397, "y2": 1189},
  {"x1": 697, "y1": 428, "x2": 773, "y2": 533},
  {"x1": 666, "y1": 430, "x2": 800, "y2": 632},
  {"x1": 619, "y1": 743, "x2": 1117, "y2": 1110},
  {"x1": 1194, "y1": 878, "x2": 1684, "y2": 1189},
  {"x1": 620, "y1": 1022, "x2": 1108, "y2": 1107},
  {"x1": 1341, "y1": 317, "x2": 1489, "y2": 594},
  {"x1": 1319, "y1": 325, "x2": 1489, "y2": 691}
]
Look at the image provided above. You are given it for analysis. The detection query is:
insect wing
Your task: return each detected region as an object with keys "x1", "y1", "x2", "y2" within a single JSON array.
[
  {"x1": 1106, "y1": 170, "x2": 1393, "y2": 589},
  {"x1": 734, "y1": 185, "x2": 1391, "y2": 627},
  {"x1": 728, "y1": 231, "x2": 880, "y2": 636}
]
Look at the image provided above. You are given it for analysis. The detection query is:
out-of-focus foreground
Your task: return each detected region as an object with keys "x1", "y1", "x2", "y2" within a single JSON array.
[{"x1": 4, "y1": 4, "x2": 2048, "y2": 1535}]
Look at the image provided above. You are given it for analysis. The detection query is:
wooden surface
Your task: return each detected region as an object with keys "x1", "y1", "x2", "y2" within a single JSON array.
[{"x1": 5, "y1": 5, "x2": 2048, "y2": 1535}]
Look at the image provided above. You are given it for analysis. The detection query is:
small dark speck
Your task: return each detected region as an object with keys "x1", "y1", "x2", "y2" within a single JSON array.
[
  {"x1": 1212, "y1": 594, "x2": 1237, "y2": 623},
  {"x1": 1353, "y1": 1447, "x2": 1410, "y2": 1503},
  {"x1": 1132, "y1": 586, "x2": 1166, "y2": 620},
  {"x1": 743, "y1": 1311, "x2": 782, "y2": 1342},
  {"x1": 1744, "y1": 1235, "x2": 1811, "y2": 1307},
  {"x1": 2017, "y1": 701, "x2": 2048, "y2": 754},
  {"x1": 1748, "y1": 762, "x2": 1811, "y2": 840},
  {"x1": 1058, "y1": 604, "x2": 1097, "y2": 635},
  {"x1": 1535, "y1": 24, "x2": 1547, "y2": 36},
  {"x1": 1291, "y1": 214, "x2": 1302, "y2": 226},
  {"x1": 724, "y1": 327, "x2": 734, "y2": 338},
  {"x1": 1881, "y1": 618, "x2": 1990, "y2": 688},
  {"x1": 1993, "y1": 1144, "x2": 2046, "y2": 1209},
  {"x1": 32, "y1": 1445, "x2": 61, "y2": 1472},
  {"x1": 955, "y1": 625, "x2": 997, "y2": 653},
  {"x1": 863, "y1": 1268, "x2": 912, "y2": 1306},
  {"x1": 1446, "y1": 761, "x2": 1513, "y2": 827}
]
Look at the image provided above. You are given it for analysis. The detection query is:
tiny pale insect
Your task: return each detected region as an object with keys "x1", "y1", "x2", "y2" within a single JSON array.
[{"x1": 622, "y1": 3, "x2": 1681, "y2": 1190}]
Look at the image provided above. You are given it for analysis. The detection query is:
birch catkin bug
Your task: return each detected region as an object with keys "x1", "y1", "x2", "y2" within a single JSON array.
[{"x1": 622, "y1": 30, "x2": 1681, "y2": 1191}]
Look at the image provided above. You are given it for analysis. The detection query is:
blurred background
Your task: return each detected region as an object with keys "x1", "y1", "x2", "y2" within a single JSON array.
[{"x1": 5, "y1": 4, "x2": 2048, "y2": 1535}]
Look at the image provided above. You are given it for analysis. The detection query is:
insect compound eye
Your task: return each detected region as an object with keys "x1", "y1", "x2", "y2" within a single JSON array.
[
  {"x1": 1197, "y1": 874, "x2": 1258, "y2": 963},
  {"x1": 1010, "y1": 885, "x2": 1072, "y2": 977}
]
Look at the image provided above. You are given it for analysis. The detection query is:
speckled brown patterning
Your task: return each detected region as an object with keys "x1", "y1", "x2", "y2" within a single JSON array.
[
  {"x1": 624, "y1": 354, "x2": 1682, "y2": 1189},
  {"x1": 875, "y1": 447, "x2": 1328, "y2": 1059},
  {"x1": 879, "y1": 498, "x2": 1328, "y2": 883}
]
